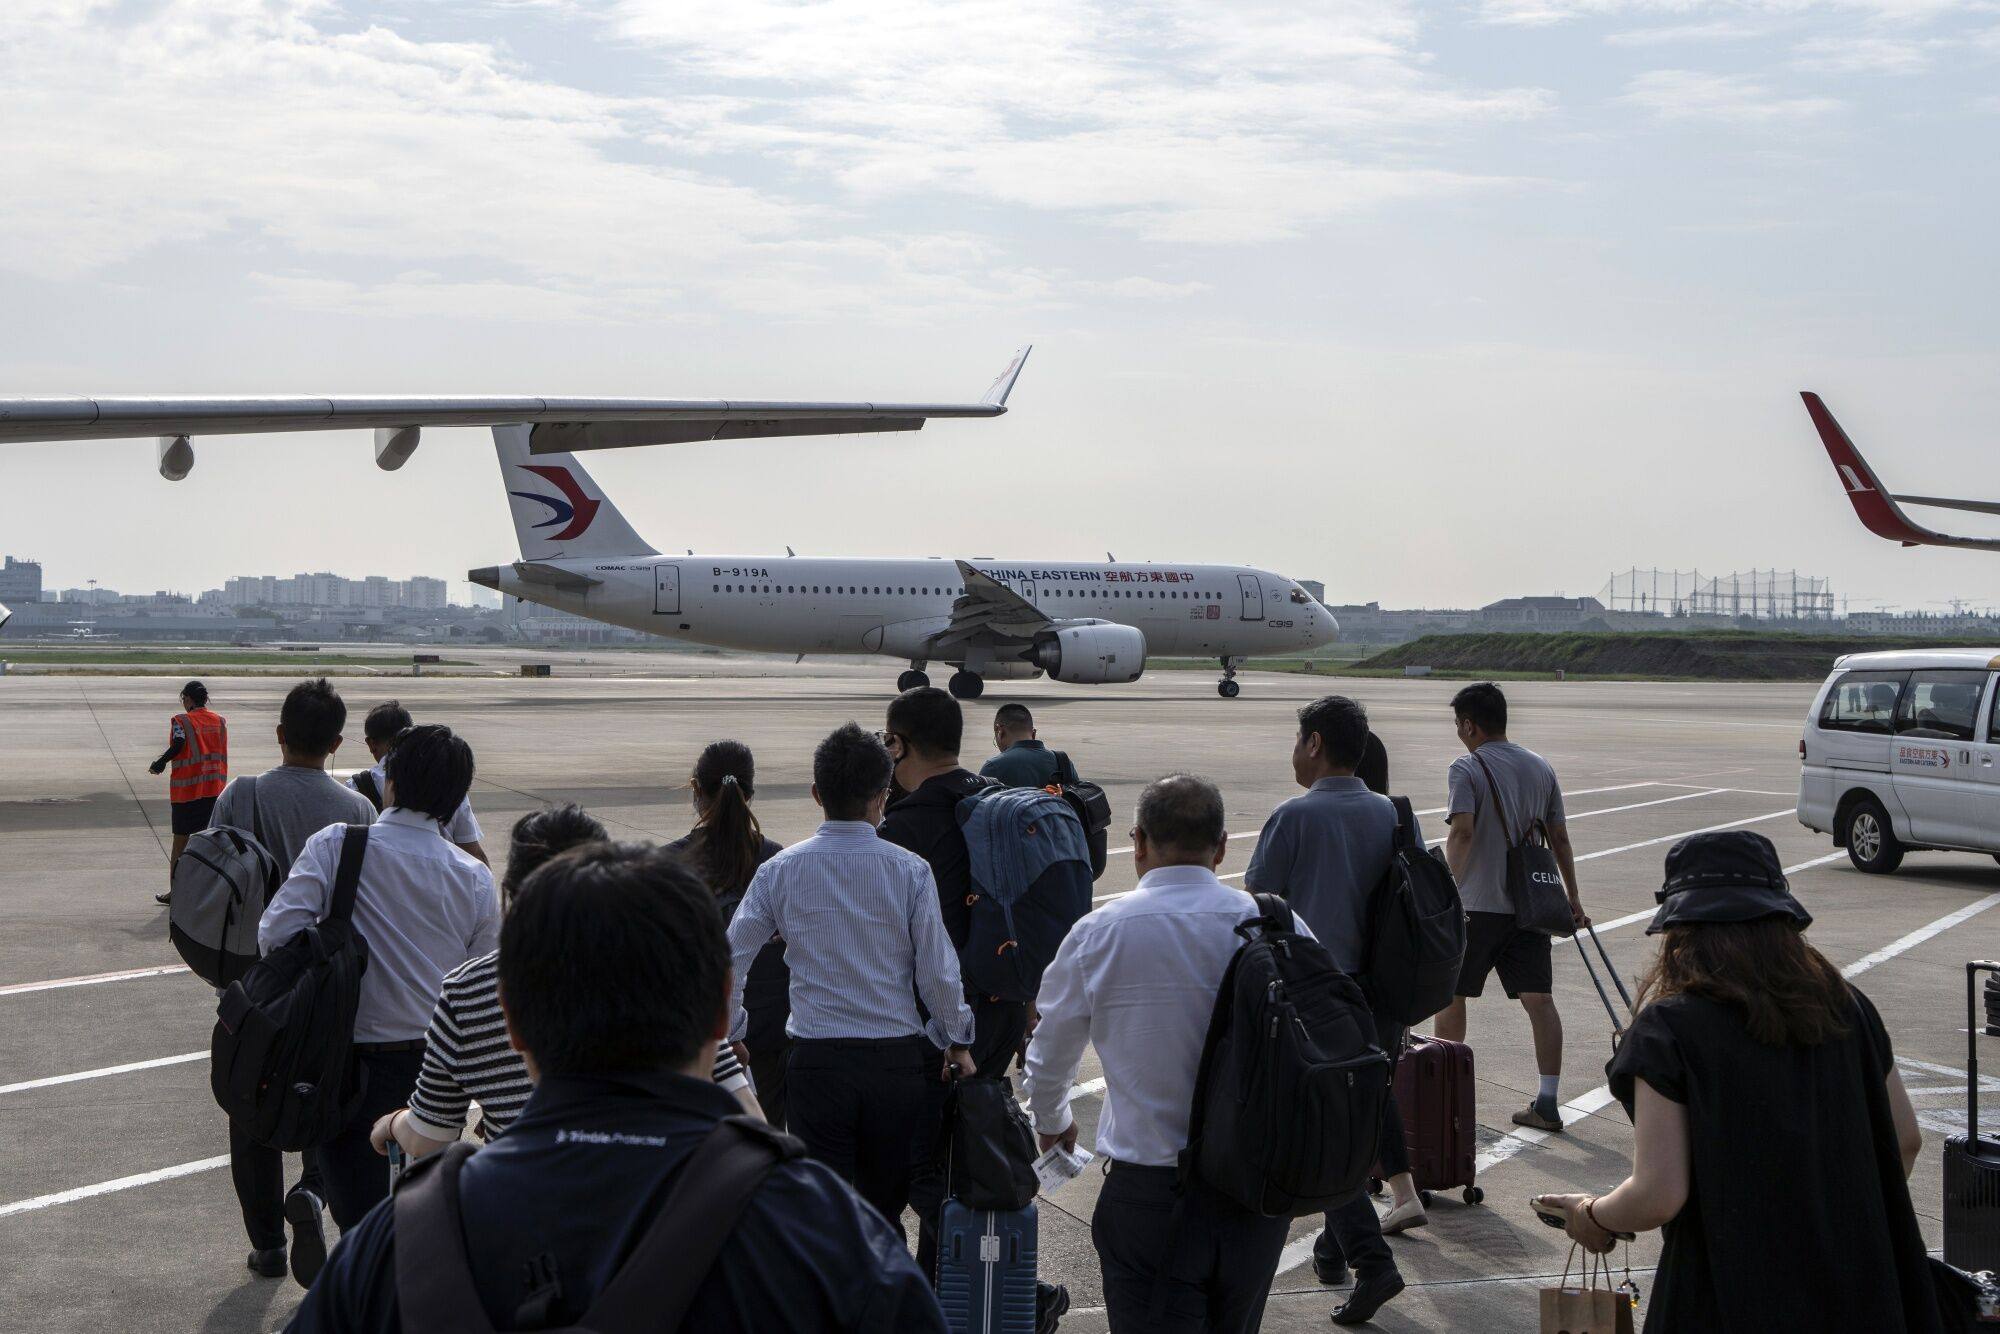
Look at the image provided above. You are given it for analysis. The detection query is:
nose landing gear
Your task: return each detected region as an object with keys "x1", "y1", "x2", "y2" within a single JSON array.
[{"x1": 1217, "y1": 657, "x2": 1243, "y2": 699}]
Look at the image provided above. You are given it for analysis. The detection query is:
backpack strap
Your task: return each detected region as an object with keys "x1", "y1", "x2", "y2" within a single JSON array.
[
  {"x1": 581, "y1": 1116, "x2": 801, "y2": 1332},
  {"x1": 354, "y1": 769, "x2": 383, "y2": 812},
  {"x1": 1389, "y1": 796, "x2": 1418, "y2": 852},
  {"x1": 393, "y1": 1143, "x2": 494, "y2": 1334},
  {"x1": 329, "y1": 826, "x2": 368, "y2": 925},
  {"x1": 1053, "y1": 750, "x2": 1081, "y2": 788},
  {"x1": 1245, "y1": 891, "x2": 1294, "y2": 937},
  {"x1": 239, "y1": 774, "x2": 266, "y2": 852}
]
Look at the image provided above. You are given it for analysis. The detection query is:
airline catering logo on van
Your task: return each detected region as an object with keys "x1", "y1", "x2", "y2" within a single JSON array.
[
  {"x1": 510, "y1": 465, "x2": 601, "y2": 541},
  {"x1": 1897, "y1": 744, "x2": 1951, "y2": 770}
]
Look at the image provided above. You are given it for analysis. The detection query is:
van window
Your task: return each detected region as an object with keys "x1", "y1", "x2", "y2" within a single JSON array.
[
  {"x1": 1894, "y1": 669, "x2": 1987, "y2": 741},
  {"x1": 1819, "y1": 671, "x2": 1907, "y2": 734}
]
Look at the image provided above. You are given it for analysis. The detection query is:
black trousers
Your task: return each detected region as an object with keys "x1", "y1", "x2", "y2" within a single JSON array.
[
  {"x1": 745, "y1": 995, "x2": 791, "y2": 1130},
  {"x1": 910, "y1": 994, "x2": 1029, "y2": 1279},
  {"x1": 787, "y1": 1036, "x2": 933, "y2": 1236},
  {"x1": 319, "y1": 1046, "x2": 425, "y2": 1231},
  {"x1": 228, "y1": 1123, "x2": 321, "y2": 1252},
  {"x1": 1092, "y1": 1162, "x2": 1291, "y2": 1334},
  {"x1": 1314, "y1": 1011, "x2": 1409, "y2": 1279}
]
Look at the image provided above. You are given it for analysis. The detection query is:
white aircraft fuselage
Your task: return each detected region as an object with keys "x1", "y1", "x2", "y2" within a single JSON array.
[{"x1": 475, "y1": 554, "x2": 1337, "y2": 670}]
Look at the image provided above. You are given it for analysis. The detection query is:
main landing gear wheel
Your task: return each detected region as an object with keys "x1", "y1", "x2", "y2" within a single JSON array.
[
  {"x1": 897, "y1": 669, "x2": 930, "y2": 691},
  {"x1": 1218, "y1": 679, "x2": 1241, "y2": 699},
  {"x1": 948, "y1": 671, "x2": 985, "y2": 701}
]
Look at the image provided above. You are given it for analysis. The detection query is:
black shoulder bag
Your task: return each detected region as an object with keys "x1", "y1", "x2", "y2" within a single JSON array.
[{"x1": 1471, "y1": 750, "x2": 1574, "y2": 938}]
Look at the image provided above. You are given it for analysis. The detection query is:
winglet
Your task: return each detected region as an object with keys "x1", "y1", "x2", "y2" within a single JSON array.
[
  {"x1": 1801, "y1": 391, "x2": 1934, "y2": 547},
  {"x1": 982, "y1": 345, "x2": 1032, "y2": 408}
]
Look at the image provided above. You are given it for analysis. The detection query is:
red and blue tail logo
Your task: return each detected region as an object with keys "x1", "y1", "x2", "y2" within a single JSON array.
[{"x1": 510, "y1": 465, "x2": 601, "y2": 540}]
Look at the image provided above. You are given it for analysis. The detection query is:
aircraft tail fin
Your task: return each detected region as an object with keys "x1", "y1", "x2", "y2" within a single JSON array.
[
  {"x1": 493, "y1": 425, "x2": 658, "y2": 561},
  {"x1": 1801, "y1": 392, "x2": 1935, "y2": 547}
]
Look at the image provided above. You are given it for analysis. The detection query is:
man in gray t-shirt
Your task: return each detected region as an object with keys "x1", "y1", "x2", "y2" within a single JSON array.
[
  {"x1": 1434, "y1": 683, "x2": 1587, "y2": 1134},
  {"x1": 207, "y1": 678, "x2": 375, "y2": 1286}
]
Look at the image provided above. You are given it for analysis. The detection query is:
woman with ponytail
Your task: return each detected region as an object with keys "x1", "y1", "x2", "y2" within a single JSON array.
[{"x1": 667, "y1": 741, "x2": 791, "y2": 1126}]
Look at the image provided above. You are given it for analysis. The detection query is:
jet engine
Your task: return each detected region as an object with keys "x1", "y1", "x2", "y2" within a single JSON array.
[{"x1": 1030, "y1": 623, "x2": 1147, "y2": 684}]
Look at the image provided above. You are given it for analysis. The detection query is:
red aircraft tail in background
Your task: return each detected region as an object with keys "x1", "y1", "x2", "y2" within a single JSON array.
[{"x1": 1802, "y1": 392, "x2": 2000, "y2": 552}]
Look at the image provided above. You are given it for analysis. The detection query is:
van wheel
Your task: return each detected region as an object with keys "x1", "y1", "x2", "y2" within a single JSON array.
[{"x1": 1844, "y1": 798, "x2": 1904, "y2": 874}]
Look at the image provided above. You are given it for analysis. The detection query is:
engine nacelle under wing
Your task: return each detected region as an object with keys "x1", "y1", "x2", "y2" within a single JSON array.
[{"x1": 1031, "y1": 622, "x2": 1147, "y2": 684}]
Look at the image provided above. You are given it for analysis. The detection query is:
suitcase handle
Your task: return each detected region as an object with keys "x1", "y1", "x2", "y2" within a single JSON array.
[{"x1": 1967, "y1": 961, "x2": 1999, "y2": 1148}]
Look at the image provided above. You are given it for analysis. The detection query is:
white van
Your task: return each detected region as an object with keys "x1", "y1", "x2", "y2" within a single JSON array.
[{"x1": 1799, "y1": 648, "x2": 2000, "y2": 873}]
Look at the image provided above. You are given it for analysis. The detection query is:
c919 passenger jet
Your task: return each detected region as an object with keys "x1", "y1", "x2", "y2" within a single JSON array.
[{"x1": 0, "y1": 347, "x2": 1337, "y2": 695}]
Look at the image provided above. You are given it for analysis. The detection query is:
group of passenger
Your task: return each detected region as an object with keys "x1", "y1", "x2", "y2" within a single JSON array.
[{"x1": 166, "y1": 675, "x2": 1943, "y2": 1333}]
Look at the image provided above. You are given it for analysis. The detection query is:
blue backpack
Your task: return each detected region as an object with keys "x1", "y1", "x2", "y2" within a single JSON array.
[{"x1": 954, "y1": 788, "x2": 1093, "y2": 1003}]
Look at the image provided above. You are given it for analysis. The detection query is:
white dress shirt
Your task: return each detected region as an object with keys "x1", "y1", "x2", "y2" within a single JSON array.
[
  {"x1": 259, "y1": 807, "x2": 500, "y2": 1043},
  {"x1": 1024, "y1": 863, "x2": 1315, "y2": 1168},
  {"x1": 726, "y1": 821, "x2": 974, "y2": 1050}
]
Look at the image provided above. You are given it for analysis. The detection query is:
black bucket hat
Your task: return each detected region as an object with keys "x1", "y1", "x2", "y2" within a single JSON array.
[{"x1": 1647, "y1": 830, "x2": 1811, "y2": 935}]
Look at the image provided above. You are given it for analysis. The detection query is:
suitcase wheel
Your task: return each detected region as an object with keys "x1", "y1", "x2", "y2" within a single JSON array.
[
  {"x1": 1418, "y1": 1190, "x2": 1433, "y2": 1208},
  {"x1": 1462, "y1": 1186, "x2": 1484, "y2": 1206}
]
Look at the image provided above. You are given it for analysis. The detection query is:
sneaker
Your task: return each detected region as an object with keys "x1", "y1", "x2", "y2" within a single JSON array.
[
  {"x1": 246, "y1": 1247, "x2": 287, "y2": 1279},
  {"x1": 1313, "y1": 1254, "x2": 1351, "y2": 1287},
  {"x1": 285, "y1": 1187, "x2": 328, "y2": 1289},
  {"x1": 1035, "y1": 1281, "x2": 1070, "y2": 1334},
  {"x1": 1378, "y1": 1196, "x2": 1429, "y2": 1236},
  {"x1": 1512, "y1": 1097, "x2": 1564, "y2": 1133}
]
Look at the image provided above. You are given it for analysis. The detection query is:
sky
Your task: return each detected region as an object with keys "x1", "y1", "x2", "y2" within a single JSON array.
[{"x1": 2, "y1": 0, "x2": 1997, "y2": 613}]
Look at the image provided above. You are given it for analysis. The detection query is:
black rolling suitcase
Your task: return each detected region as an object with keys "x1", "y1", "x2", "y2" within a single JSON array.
[{"x1": 1944, "y1": 960, "x2": 2000, "y2": 1273}]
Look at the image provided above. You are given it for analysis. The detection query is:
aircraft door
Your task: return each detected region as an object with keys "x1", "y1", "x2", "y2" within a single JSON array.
[
  {"x1": 1237, "y1": 573, "x2": 1265, "y2": 621},
  {"x1": 1012, "y1": 578, "x2": 1037, "y2": 603},
  {"x1": 654, "y1": 564, "x2": 680, "y2": 615}
]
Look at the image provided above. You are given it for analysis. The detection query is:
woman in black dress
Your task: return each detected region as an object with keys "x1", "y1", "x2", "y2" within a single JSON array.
[
  {"x1": 665, "y1": 740, "x2": 790, "y2": 1126},
  {"x1": 1536, "y1": 830, "x2": 1940, "y2": 1333}
]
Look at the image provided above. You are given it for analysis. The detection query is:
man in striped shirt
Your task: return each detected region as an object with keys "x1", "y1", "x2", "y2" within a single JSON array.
[{"x1": 726, "y1": 723, "x2": 974, "y2": 1233}]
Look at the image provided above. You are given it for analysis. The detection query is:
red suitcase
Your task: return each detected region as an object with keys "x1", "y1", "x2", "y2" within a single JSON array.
[{"x1": 1375, "y1": 1034, "x2": 1482, "y2": 1206}]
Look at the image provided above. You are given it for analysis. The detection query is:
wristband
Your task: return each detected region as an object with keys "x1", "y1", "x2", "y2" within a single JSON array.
[{"x1": 1582, "y1": 1196, "x2": 1608, "y2": 1233}]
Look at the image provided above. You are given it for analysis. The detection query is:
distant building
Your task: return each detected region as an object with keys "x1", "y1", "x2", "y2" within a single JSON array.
[
  {"x1": 219, "y1": 571, "x2": 452, "y2": 611},
  {"x1": 1476, "y1": 595, "x2": 1607, "y2": 630},
  {"x1": 0, "y1": 557, "x2": 43, "y2": 604},
  {"x1": 1845, "y1": 610, "x2": 2000, "y2": 638}
]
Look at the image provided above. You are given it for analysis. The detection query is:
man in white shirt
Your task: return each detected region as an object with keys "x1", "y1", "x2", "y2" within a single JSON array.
[
  {"x1": 260, "y1": 724, "x2": 499, "y2": 1234},
  {"x1": 1024, "y1": 774, "x2": 1292, "y2": 1334},
  {"x1": 348, "y1": 700, "x2": 488, "y2": 864}
]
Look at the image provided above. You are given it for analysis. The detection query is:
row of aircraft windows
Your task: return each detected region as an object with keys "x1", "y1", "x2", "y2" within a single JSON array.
[{"x1": 709, "y1": 584, "x2": 1227, "y2": 599}]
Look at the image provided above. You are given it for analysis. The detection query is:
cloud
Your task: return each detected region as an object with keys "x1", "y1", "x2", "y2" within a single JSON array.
[{"x1": 1620, "y1": 68, "x2": 1844, "y2": 120}]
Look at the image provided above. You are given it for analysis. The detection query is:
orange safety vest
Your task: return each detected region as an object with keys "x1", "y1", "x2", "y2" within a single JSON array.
[{"x1": 169, "y1": 708, "x2": 228, "y2": 803}]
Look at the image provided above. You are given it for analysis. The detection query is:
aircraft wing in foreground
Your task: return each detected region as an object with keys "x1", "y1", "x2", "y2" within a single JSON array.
[
  {"x1": 0, "y1": 346, "x2": 1030, "y2": 480},
  {"x1": 1803, "y1": 391, "x2": 2000, "y2": 551}
]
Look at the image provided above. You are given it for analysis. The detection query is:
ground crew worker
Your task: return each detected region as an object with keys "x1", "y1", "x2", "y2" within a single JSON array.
[{"x1": 148, "y1": 679, "x2": 226, "y2": 905}]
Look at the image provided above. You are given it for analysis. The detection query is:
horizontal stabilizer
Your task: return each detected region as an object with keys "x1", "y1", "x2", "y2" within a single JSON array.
[{"x1": 1893, "y1": 494, "x2": 2000, "y2": 518}]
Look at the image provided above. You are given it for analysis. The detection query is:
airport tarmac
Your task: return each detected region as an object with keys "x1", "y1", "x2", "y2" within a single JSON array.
[{"x1": 3, "y1": 664, "x2": 1996, "y2": 1332}]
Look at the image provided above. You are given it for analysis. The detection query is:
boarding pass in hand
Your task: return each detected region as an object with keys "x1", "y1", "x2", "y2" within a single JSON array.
[{"x1": 1032, "y1": 1143, "x2": 1095, "y2": 1195}]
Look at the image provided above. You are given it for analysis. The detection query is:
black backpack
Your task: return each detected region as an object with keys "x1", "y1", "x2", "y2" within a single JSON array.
[
  {"x1": 210, "y1": 825, "x2": 371, "y2": 1151},
  {"x1": 955, "y1": 787, "x2": 1094, "y2": 1004},
  {"x1": 1180, "y1": 894, "x2": 1388, "y2": 1217},
  {"x1": 353, "y1": 768, "x2": 385, "y2": 813},
  {"x1": 1362, "y1": 797, "x2": 1468, "y2": 1027},
  {"x1": 394, "y1": 1117, "x2": 802, "y2": 1333},
  {"x1": 1049, "y1": 751, "x2": 1112, "y2": 882},
  {"x1": 940, "y1": 1075, "x2": 1039, "y2": 1212}
]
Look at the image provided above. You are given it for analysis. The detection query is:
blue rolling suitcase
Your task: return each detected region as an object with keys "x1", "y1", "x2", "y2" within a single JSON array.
[{"x1": 936, "y1": 1200, "x2": 1038, "y2": 1334}]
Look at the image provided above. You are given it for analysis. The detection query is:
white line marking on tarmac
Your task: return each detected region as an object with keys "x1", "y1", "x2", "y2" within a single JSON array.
[
  {"x1": 1572, "y1": 808, "x2": 1793, "y2": 864},
  {"x1": 0, "y1": 1051, "x2": 206, "y2": 1096},
  {"x1": 0, "y1": 964, "x2": 191, "y2": 997},
  {"x1": 0, "y1": 1156, "x2": 229, "y2": 1220},
  {"x1": 1843, "y1": 893, "x2": 2000, "y2": 979}
]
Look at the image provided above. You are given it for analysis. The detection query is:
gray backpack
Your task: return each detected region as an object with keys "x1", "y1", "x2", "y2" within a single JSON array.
[{"x1": 168, "y1": 776, "x2": 285, "y2": 987}]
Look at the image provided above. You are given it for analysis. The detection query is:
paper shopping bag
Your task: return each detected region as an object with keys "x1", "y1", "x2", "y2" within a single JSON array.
[{"x1": 1540, "y1": 1246, "x2": 1633, "y2": 1334}]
